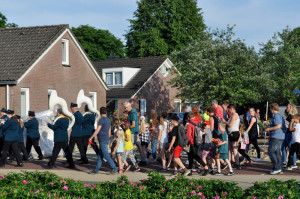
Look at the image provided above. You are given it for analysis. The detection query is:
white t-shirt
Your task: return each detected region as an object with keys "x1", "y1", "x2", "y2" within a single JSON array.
[
  {"x1": 158, "y1": 121, "x2": 168, "y2": 144},
  {"x1": 292, "y1": 123, "x2": 300, "y2": 143}
]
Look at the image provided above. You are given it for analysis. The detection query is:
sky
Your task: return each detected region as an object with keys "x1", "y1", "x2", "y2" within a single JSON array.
[{"x1": 1, "y1": 0, "x2": 300, "y2": 51}]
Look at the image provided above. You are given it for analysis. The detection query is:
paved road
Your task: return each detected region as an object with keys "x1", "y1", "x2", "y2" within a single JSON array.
[{"x1": 1, "y1": 150, "x2": 300, "y2": 189}]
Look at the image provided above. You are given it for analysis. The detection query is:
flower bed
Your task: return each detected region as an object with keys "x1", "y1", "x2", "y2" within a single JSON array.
[{"x1": 0, "y1": 171, "x2": 296, "y2": 198}]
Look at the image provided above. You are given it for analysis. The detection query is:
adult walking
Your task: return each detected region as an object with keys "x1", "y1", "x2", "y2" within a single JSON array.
[
  {"x1": 123, "y1": 102, "x2": 143, "y2": 162},
  {"x1": 47, "y1": 109, "x2": 75, "y2": 169},
  {"x1": 69, "y1": 103, "x2": 88, "y2": 164},
  {"x1": 245, "y1": 108, "x2": 262, "y2": 162},
  {"x1": 89, "y1": 107, "x2": 117, "y2": 174},
  {"x1": 266, "y1": 103, "x2": 286, "y2": 174},
  {"x1": 25, "y1": 111, "x2": 44, "y2": 160},
  {"x1": 222, "y1": 104, "x2": 241, "y2": 169},
  {"x1": 0, "y1": 108, "x2": 8, "y2": 157},
  {"x1": 0, "y1": 110, "x2": 23, "y2": 167},
  {"x1": 282, "y1": 104, "x2": 298, "y2": 167}
]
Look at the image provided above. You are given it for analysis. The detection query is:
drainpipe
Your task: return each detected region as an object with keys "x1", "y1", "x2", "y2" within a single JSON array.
[{"x1": 6, "y1": 85, "x2": 9, "y2": 109}]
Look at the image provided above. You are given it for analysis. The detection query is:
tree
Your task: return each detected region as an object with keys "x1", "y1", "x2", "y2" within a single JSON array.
[
  {"x1": 259, "y1": 27, "x2": 300, "y2": 105},
  {"x1": 169, "y1": 26, "x2": 264, "y2": 108},
  {"x1": 72, "y1": 25, "x2": 125, "y2": 61},
  {"x1": 125, "y1": 0, "x2": 206, "y2": 58},
  {"x1": 0, "y1": 12, "x2": 18, "y2": 28}
]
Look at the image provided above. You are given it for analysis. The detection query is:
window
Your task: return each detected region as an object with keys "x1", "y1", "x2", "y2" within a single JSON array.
[
  {"x1": 21, "y1": 88, "x2": 30, "y2": 116},
  {"x1": 159, "y1": 64, "x2": 170, "y2": 77},
  {"x1": 62, "y1": 39, "x2": 69, "y2": 65},
  {"x1": 89, "y1": 92, "x2": 97, "y2": 109},
  {"x1": 115, "y1": 72, "x2": 122, "y2": 85},
  {"x1": 105, "y1": 72, "x2": 122, "y2": 86},
  {"x1": 106, "y1": 73, "x2": 113, "y2": 85},
  {"x1": 174, "y1": 99, "x2": 181, "y2": 112}
]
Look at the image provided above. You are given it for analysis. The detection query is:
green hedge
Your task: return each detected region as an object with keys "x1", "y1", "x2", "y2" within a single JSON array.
[{"x1": 0, "y1": 171, "x2": 297, "y2": 198}]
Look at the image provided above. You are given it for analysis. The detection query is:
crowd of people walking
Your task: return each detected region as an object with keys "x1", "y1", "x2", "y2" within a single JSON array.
[{"x1": 0, "y1": 100, "x2": 299, "y2": 177}]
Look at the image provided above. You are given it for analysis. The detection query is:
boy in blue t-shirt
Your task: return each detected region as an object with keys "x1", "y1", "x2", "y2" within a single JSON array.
[{"x1": 215, "y1": 122, "x2": 234, "y2": 176}]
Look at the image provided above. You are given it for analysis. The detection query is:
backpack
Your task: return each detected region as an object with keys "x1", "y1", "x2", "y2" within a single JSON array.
[
  {"x1": 177, "y1": 126, "x2": 188, "y2": 147},
  {"x1": 190, "y1": 122, "x2": 203, "y2": 146}
]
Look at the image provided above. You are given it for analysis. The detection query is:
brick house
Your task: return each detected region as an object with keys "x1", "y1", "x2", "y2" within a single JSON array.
[
  {"x1": 0, "y1": 25, "x2": 107, "y2": 115},
  {"x1": 93, "y1": 56, "x2": 183, "y2": 117}
]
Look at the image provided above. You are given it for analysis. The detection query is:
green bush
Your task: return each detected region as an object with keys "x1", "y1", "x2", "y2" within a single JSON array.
[{"x1": 0, "y1": 171, "x2": 295, "y2": 198}]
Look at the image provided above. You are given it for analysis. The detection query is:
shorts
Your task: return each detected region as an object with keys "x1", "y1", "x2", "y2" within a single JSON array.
[
  {"x1": 159, "y1": 142, "x2": 167, "y2": 149},
  {"x1": 173, "y1": 145, "x2": 183, "y2": 158},
  {"x1": 131, "y1": 134, "x2": 141, "y2": 145},
  {"x1": 228, "y1": 131, "x2": 240, "y2": 142},
  {"x1": 116, "y1": 152, "x2": 123, "y2": 156},
  {"x1": 219, "y1": 153, "x2": 228, "y2": 160},
  {"x1": 202, "y1": 148, "x2": 213, "y2": 159}
]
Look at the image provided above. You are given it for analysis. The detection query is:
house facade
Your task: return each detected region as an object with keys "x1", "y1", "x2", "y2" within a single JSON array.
[
  {"x1": 0, "y1": 25, "x2": 107, "y2": 115},
  {"x1": 93, "y1": 56, "x2": 183, "y2": 117}
]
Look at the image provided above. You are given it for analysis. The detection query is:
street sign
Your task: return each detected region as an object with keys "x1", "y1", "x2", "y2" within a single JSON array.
[{"x1": 293, "y1": 90, "x2": 300, "y2": 94}]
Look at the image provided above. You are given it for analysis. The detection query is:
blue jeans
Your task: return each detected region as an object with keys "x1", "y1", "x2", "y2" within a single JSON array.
[
  {"x1": 268, "y1": 138, "x2": 284, "y2": 171},
  {"x1": 94, "y1": 141, "x2": 117, "y2": 172},
  {"x1": 151, "y1": 139, "x2": 158, "y2": 160},
  {"x1": 281, "y1": 133, "x2": 296, "y2": 164}
]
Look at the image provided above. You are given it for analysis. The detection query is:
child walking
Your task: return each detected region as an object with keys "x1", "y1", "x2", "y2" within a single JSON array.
[
  {"x1": 122, "y1": 123, "x2": 140, "y2": 172},
  {"x1": 111, "y1": 129, "x2": 125, "y2": 174},
  {"x1": 215, "y1": 122, "x2": 234, "y2": 175},
  {"x1": 238, "y1": 124, "x2": 252, "y2": 165},
  {"x1": 286, "y1": 114, "x2": 300, "y2": 170}
]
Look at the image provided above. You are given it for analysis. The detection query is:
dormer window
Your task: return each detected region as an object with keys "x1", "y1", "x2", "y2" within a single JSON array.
[
  {"x1": 105, "y1": 72, "x2": 122, "y2": 86},
  {"x1": 62, "y1": 39, "x2": 69, "y2": 65}
]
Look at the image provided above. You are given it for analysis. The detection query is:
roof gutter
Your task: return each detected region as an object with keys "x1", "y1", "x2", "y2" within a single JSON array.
[{"x1": 0, "y1": 81, "x2": 17, "y2": 85}]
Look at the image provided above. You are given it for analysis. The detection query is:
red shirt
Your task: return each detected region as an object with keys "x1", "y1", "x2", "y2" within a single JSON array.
[
  {"x1": 194, "y1": 115, "x2": 201, "y2": 123},
  {"x1": 214, "y1": 105, "x2": 224, "y2": 119},
  {"x1": 186, "y1": 118, "x2": 199, "y2": 145}
]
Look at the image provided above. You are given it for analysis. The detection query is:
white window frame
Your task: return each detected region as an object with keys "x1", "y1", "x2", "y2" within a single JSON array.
[
  {"x1": 62, "y1": 39, "x2": 69, "y2": 65},
  {"x1": 159, "y1": 63, "x2": 170, "y2": 77},
  {"x1": 89, "y1": 92, "x2": 97, "y2": 109},
  {"x1": 174, "y1": 99, "x2": 182, "y2": 112},
  {"x1": 104, "y1": 72, "x2": 122, "y2": 86},
  {"x1": 21, "y1": 88, "x2": 30, "y2": 116}
]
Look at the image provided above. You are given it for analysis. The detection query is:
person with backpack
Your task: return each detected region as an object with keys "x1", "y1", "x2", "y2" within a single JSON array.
[
  {"x1": 186, "y1": 112, "x2": 207, "y2": 174},
  {"x1": 167, "y1": 115, "x2": 190, "y2": 176},
  {"x1": 266, "y1": 103, "x2": 286, "y2": 175}
]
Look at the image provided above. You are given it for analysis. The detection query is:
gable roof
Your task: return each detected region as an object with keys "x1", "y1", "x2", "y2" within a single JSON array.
[
  {"x1": 0, "y1": 24, "x2": 107, "y2": 89},
  {"x1": 93, "y1": 56, "x2": 171, "y2": 99}
]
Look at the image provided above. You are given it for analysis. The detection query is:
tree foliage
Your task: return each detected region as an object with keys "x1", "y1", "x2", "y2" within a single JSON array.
[
  {"x1": 72, "y1": 25, "x2": 125, "y2": 61},
  {"x1": 125, "y1": 0, "x2": 206, "y2": 58},
  {"x1": 259, "y1": 27, "x2": 300, "y2": 105},
  {"x1": 170, "y1": 26, "x2": 265, "y2": 108},
  {"x1": 0, "y1": 12, "x2": 18, "y2": 28}
]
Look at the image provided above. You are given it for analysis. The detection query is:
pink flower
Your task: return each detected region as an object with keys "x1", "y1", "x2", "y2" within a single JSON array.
[
  {"x1": 115, "y1": 193, "x2": 118, "y2": 197},
  {"x1": 189, "y1": 181, "x2": 194, "y2": 185},
  {"x1": 251, "y1": 197, "x2": 257, "y2": 199},
  {"x1": 22, "y1": 180, "x2": 28, "y2": 184},
  {"x1": 33, "y1": 190, "x2": 40, "y2": 193},
  {"x1": 134, "y1": 183, "x2": 138, "y2": 186},
  {"x1": 53, "y1": 193, "x2": 56, "y2": 196},
  {"x1": 50, "y1": 182, "x2": 55, "y2": 187},
  {"x1": 197, "y1": 192, "x2": 205, "y2": 198},
  {"x1": 197, "y1": 186, "x2": 203, "y2": 190},
  {"x1": 90, "y1": 184, "x2": 96, "y2": 189},
  {"x1": 60, "y1": 180, "x2": 67, "y2": 185},
  {"x1": 0, "y1": 175, "x2": 5, "y2": 179},
  {"x1": 122, "y1": 180, "x2": 125, "y2": 183},
  {"x1": 48, "y1": 194, "x2": 51, "y2": 197},
  {"x1": 222, "y1": 192, "x2": 227, "y2": 196},
  {"x1": 83, "y1": 183, "x2": 89, "y2": 187},
  {"x1": 213, "y1": 196, "x2": 220, "y2": 199},
  {"x1": 277, "y1": 197, "x2": 284, "y2": 199},
  {"x1": 139, "y1": 186, "x2": 143, "y2": 190},
  {"x1": 190, "y1": 191, "x2": 196, "y2": 195},
  {"x1": 63, "y1": 186, "x2": 68, "y2": 190}
]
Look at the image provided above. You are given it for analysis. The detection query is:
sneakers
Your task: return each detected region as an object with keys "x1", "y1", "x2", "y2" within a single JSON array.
[
  {"x1": 270, "y1": 170, "x2": 282, "y2": 175},
  {"x1": 286, "y1": 167, "x2": 293, "y2": 171},
  {"x1": 254, "y1": 158, "x2": 262, "y2": 162},
  {"x1": 202, "y1": 169, "x2": 209, "y2": 176},
  {"x1": 183, "y1": 169, "x2": 191, "y2": 176},
  {"x1": 233, "y1": 165, "x2": 242, "y2": 170},
  {"x1": 292, "y1": 164, "x2": 298, "y2": 169},
  {"x1": 283, "y1": 162, "x2": 287, "y2": 168},
  {"x1": 134, "y1": 167, "x2": 141, "y2": 172},
  {"x1": 88, "y1": 170, "x2": 98, "y2": 175},
  {"x1": 15, "y1": 163, "x2": 24, "y2": 167},
  {"x1": 118, "y1": 170, "x2": 123, "y2": 174},
  {"x1": 214, "y1": 171, "x2": 222, "y2": 176},
  {"x1": 172, "y1": 171, "x2": 179, "y2": 176},
  {"x1": 107, "y1": 170, "x2": 117, "y2": 175},
  {"x1": 226, "y1": 171, "x2": 235, "y2": 176}
]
